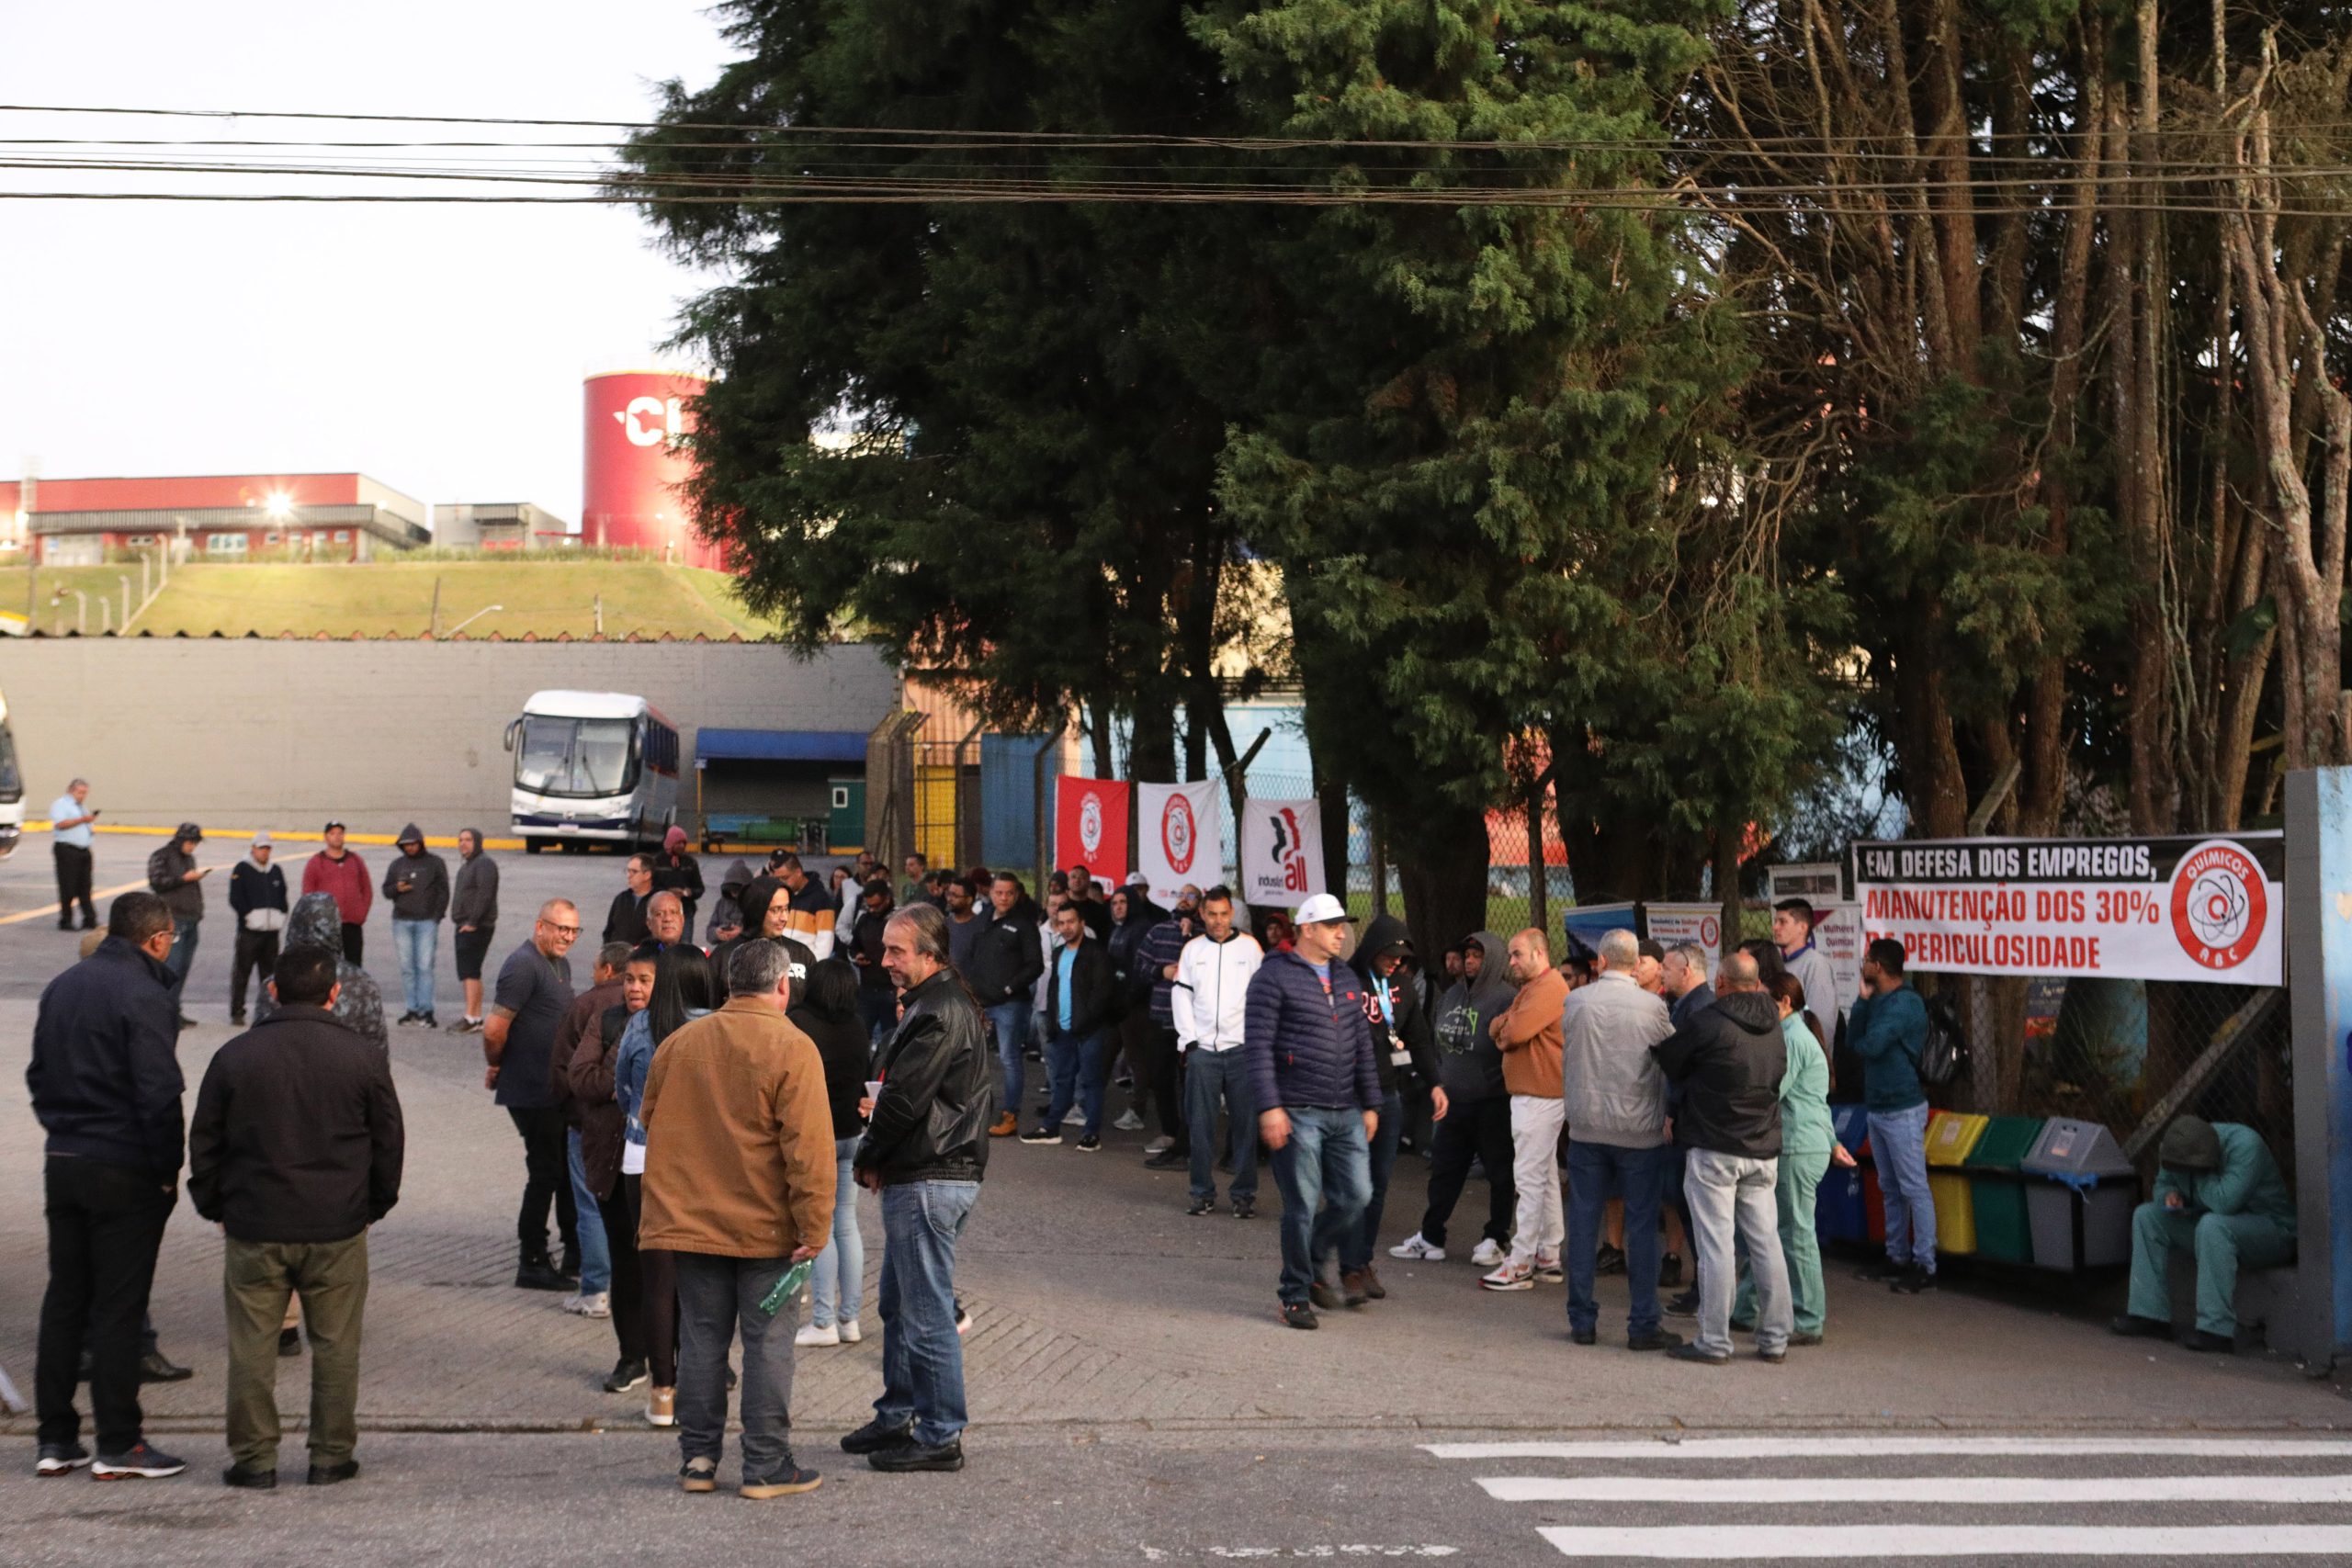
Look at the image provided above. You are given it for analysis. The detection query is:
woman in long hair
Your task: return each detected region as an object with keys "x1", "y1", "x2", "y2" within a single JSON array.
[
  {"x1": 613, "y1": 942, "x2": 714, "y2": 1426},
  {"x1": 790, "y1": 957, "x2": 874, "y2": 1347}
]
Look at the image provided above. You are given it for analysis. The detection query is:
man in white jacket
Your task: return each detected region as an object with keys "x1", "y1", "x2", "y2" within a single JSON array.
[{"x1": 1170, "y1": 887, "x2": 1264, "y2": 1218}]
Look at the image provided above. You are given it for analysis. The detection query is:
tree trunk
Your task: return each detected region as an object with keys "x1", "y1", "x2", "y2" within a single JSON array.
[{"x1": 1397, "y1": 805, "x2": 1492, "y2": 972}]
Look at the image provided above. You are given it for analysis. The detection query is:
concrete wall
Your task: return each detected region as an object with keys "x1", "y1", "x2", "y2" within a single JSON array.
[{"x1": 0, "y1": 639, "x2": 899, "y2": 835}]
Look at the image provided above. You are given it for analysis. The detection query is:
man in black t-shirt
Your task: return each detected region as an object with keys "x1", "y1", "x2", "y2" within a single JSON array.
[{"x1": 482, "y1": 898, "x2": 581, "y2": 1291}]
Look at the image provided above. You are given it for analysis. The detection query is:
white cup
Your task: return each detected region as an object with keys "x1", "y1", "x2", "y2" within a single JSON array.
[{"x1": 865, "y1": 1080, "x2": 883, "y2": 1101}]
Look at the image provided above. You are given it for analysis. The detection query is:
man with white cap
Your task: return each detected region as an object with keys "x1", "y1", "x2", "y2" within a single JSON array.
[
  {"x1": 226, "y1": 833, "x2": 288, "y2": 1026},
  {"x1": 1242, "y1": 893, "x2": 1382, "y2": 1330}
]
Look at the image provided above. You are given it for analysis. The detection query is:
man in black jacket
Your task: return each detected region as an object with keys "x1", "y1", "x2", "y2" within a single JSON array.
[
  {"x1": 1652, "y1": 952, "x2": 1791, "y2": 1367},
  {"x1": 1023, "y1": 902, "x2": 1114, "y2": 1149},
  {"x1": 968, "y1": 874, "x2": 1045, "y2": 1138},
  {"x1": 846, "y1": 904, "x2": 988, "y2": 1473},
  {"x1": 146, "y1": 824, "x2": 209, "y2": 1024},
  {"x1": 227, "y1": 832, "x2": 288, "y2": 1027},
  {"x1": 1341, "y1": 914, "x2": 1438, "y2": 1301},
  {"x1": 28, "y1": 891, "x2": 189, "y2": 1481},
  {"x1": 190, "y1": 945, "x2": 404, "y2": 1489}
]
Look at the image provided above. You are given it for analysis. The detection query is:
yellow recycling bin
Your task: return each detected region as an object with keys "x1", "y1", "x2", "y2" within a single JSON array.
[{"x1": 1924, "y1": 1111, "x2": 1989, "y2": 1256}]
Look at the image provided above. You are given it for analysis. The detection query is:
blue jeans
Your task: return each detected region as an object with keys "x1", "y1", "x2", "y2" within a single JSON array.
[
  {"x1": 164, "y1": 917, "x2": 198, "y2": 987},
  {"x1": 809, "y1": 1136, "x2": 865, "y2": 1328},
  {"x1": 392, "y1": 917, "x2": 436, "y2": 1017},
  {"x1": 1343, "y1": 1089, "x2": 1403, "y2": 1272},
  {"x1": 1873, "y1": 1100, "x2": 1937, "y2": 1270},
  {"x1": 1567, "y1": 1140, "x2": 1668, "y2": 1337},
  {"x1": 1045, "y1": 1026, "x2": 1108, "y2": 1136},
  {"x1": 987, "y1": 1001, "x2": 1028, "y2": 1122},
  {"x1": 1269, "y1": 1106, "x2": 1372, "y2": 1306},
  {"x1": 1183, "y1": 1047, "x2": 1258, "y2": 1204},
  {"x1": 876, "y1": 1179, "x2": 979, "y2": 1448},
  {"x1": 566, "y1": 1130, "x2": 611, "y2": 1295}
]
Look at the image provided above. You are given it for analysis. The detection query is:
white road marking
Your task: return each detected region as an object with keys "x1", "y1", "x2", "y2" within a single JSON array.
[
  {"x1": 1425, "y1": 1437, "x2": 2352, "y2": 1461},
  {"x1": 1480, "y1": 1472, "x2": 2352, "y2": 1505},
  {"x1": 1535, "y1": 1524, "x2": 2352, "y2": 1558}
]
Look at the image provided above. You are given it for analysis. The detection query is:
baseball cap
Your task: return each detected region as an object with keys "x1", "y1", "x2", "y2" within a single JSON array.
[
  {"x1": 323, "y1": 819, "x2": 346, "y2": 832},
  {"x1": 175, "y1": 822, "x2": 204, "y2": 843},
  {"x1": 1293, "y1": 893, "x2": 1355, "y2": 926},
  {"x1": 252, "y1": 830, "x2": 273, "y2": 847}
]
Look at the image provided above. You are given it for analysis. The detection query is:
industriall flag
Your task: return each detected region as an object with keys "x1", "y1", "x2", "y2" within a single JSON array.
[
  {"x1": 1238, "y1": 796, "x2": 1325, "y2": 910},
  {"x1": 1054, "y1": 776, "x2": 1132, "y2": 886},
  {"x1": 1136, "y1": 782, "x2": 1222, "y2": 905}
]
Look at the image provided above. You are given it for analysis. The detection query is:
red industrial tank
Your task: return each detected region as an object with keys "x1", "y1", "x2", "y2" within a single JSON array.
[{"x1": 581, "y1": 369, "x2": 721, "y2": 569}]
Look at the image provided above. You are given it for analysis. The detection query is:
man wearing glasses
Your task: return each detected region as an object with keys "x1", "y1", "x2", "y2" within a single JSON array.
[{"x1": 482, "y1": 900, "x2": 582, "y2": 1292}]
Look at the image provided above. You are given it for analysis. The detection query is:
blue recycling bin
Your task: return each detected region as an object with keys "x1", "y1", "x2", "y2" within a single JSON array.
[{"x1": 1816, "y1": 1104, "x2": 1870, "y2": 1244}]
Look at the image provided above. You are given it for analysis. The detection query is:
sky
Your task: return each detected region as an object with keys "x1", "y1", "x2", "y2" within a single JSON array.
[{"x1": 0, "y1": 2, "x2": 736, "y2": 526}]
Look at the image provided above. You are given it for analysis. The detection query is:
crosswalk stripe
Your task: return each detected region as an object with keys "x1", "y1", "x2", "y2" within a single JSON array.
[
  {"x1": 1480, "y1": 1472, "x2": 2352, "y2": 1505},
  {"x1": 1534, "y1": 1524, "x2": 2352, "y2": 1558},
  {"x1": 1426, "y1": 1437, "x2": 2352, "y2": 1461}
]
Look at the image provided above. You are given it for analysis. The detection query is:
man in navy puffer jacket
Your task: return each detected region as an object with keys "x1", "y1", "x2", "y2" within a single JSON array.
[{"x1": 1244, "y1": 894, "x2": 1382, "y2": 1329}]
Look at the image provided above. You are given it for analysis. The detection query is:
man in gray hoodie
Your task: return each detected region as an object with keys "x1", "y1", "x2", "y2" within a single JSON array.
[
  {"x1": 448, "y1": 829, "x2": 500, "y2": 1033},
  {"x1": 383, "y1": 825, "x2": 449, "y2": 1028},
  {"x1": 1388, "y1": 932, "x2": 1518, "y2": 1268}
]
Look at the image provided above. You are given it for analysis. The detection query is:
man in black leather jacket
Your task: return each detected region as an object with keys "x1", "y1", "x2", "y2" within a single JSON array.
[{"x1": 845, "y1": 903, "x2": 988, "y2": 1474}]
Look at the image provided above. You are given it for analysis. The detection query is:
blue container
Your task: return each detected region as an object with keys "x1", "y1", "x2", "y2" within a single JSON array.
[{"x1": 1816, "y1": 1104, "x2": 1870, "y2": 1243}]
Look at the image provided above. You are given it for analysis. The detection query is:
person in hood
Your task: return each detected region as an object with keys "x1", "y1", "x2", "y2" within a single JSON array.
[
  {"x1": 261, "y1": 894, "x2": 389, "y2": 1055},
  {"x1": 705, "y1": 858, "x2": 754, "y2": 948},
  {"x1": 383, "y1": 825, "x2": 450, "y2": 1028},
  {"x1": 650, "y1": 826, "x2": 705, "y2": 933},
  {"x1": 1341, "y1": 912, "x2": 1436, "y2": 1300},
  {"x1": 1389, "y1": 931, "x2": 1517, "y2": 1269},
  {"x1": 227, "y1": 831, "x2": 288, "y2": 1027},
  {"x1": 448, "y1": 828, "x2": 500, "y2": 1033},
  {"x1": 2113, "y1": 1114, "x2": 2296, "y2": 1351},
  {"x1": 145, "y1": 824, "x2": 209, "y2": 1019},
  {"x1": 1652, "y1": 951, "x2": 1790, "y2": 1366}
]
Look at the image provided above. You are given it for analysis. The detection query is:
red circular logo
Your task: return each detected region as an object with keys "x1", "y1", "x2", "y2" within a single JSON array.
[
  {"x1": 2169, "y1": 840, "x2": 2267, "y2": 971},
  {"x1": 1162, "y1": 794, "x2": 1196, "y2": 874}
]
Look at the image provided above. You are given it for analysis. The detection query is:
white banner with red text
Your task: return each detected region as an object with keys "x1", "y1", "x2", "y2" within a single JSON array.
[
  {"x1": 1238, "y1": 795, "x2": 1326, "y2": 911},
  {"x1": 1136, "y1": 782, "x2": 1222, "y2": 906}
]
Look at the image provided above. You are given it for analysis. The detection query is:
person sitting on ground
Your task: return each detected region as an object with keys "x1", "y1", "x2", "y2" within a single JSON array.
[{"x1": 2112, "y1": 1115, "x2": 2296, "y2": 1352}]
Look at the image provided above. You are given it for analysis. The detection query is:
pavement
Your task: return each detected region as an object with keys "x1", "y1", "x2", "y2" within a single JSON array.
[{"x1": 4, "y1": 837, "x2": 2351, "y2": 1563}]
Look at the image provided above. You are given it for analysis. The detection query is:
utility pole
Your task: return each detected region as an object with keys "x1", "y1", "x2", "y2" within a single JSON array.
[{"x1": 429, "y1": 574, "x2": 443, "y2": 638}]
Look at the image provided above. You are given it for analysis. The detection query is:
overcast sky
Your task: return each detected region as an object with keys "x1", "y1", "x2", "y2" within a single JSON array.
[{"x1": 0, "y1": 2, "x2": 736, "y2": 525}]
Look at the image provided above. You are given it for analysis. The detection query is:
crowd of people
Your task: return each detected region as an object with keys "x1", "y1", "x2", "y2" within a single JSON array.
[{"x1": 40, "y1": 809, "x2": 2272, "y2": 1495}]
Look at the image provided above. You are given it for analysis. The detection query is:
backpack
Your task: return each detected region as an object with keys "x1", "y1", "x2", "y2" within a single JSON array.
[{"x1": 1917, "y1": 994, "x2": 1968, "y2": 1088}]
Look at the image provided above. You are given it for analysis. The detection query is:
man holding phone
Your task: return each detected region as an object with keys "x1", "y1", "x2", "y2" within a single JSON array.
[
  {"x1": 50, "y1": 778, "x2": 99, "y2": 931},
  {"x1": 146, "y1": 825, "x2": 209, "y2": 1024}
]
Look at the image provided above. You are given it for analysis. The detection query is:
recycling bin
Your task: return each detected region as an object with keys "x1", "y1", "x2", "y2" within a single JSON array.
[
  {"x1": 1962, "y1": 1116, "x2": 2045, "y2": 1264},
  {"x1": 1925, "y1": 1111, "x2": 1990, "y2": 1255},
  {"x1": 2021, "y1": 1117, "x2": 2139, "y2": 1269},
  {"x1": 1816, "y1": 1104, "x2": 1869, "y2": 1243}
]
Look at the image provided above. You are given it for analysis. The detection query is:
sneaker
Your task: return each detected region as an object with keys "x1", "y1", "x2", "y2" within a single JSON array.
[
  {"x1": 603, "y1": 1359, "x2": 649, "y2": 1394},
  {"x1": 1061, "y1": 1106, "x2": 1084, "y2": 1126},
  {"x1": 1891, "y1": 1266, "x2": 1938, "y2": 1294},
  {"x1": 838, "y1": 1318, "x2": 862, "y2": 1344},
  {"x1": 1339, "y1": 1269, "x2": 1372, "y2": 1307},
  {"x1": 564, "y1": 1291, "x2": 613, "y2": 1319},
  {"x1": 1664, "y1": 1288, "x2": 1701, "y2": 1318},
  {"x1": 1480, "y1": 1262, "x2": 1535, "y2": 1292},
  {"x1": 1360, "y1": 1264, "x2": 1388, "y2": 1301},
  {"x1": 1657, "y1": 1251, "x2": 1684, "y2": 1287},
  {"x1": 1533, "y1": 1255, "x2": 1565, "y2": 1284},
  {"x1": 955, "y1": 1301, "x2": 974, "y2": 1336},
  {"x1": 1280, "y1": 1301, "x2": 1319, "y2": 1331},
  {"x1": 1019, "y1": 1125, "x2": 1062, "y2": 1145},
  {"x1": 1628, "y1": 1329, "x2": 1684, "y2": 1352},
  {"x1": 646, "y1": 1387, "x2": 676, "y2": 1427},
  {"x1": 1789, "y1": 1330, "x2": 1826, "y2": 1347},
  {"x1": 869, "y1": 1438, "x2": 963, "y2": 1472},
  {"x1": 1568, "y1": 1327, "x2": 1597, "y2": 1346},
  {"x1": 1187, "y1": 1195, "x2": 1218, "y2": 1216},
  {"x1": 419, "y1": 1011, "x2": 438, "y2": 1029},
  {"x1": 92, "y1": 1442, "x2": 187, "y2": 1481},
  {"x1": 680, "y1": 1457, "x2": 718, "y2": 1494},
  {"x1": 1113, "y1": 1110, "x2": 1146, "y2": 1133},
  {"x1": 394, "y1": 1010, "x2": 418, "y2": 1026},
  {"x1": 741, "y1": 1458, "x2": 823, "y2": 1497},
  {"x1": 307, "y1": 1460, "x2": 360, "y2": 1486},
  {"x1": 989, "y1": 1112, "x2": 1019, "y2": 1138},
  {"x1": 2180, "y1": 1328, "x2": 2234, "y2": 1353},
  {"x1": 1388, "y1": 1233, "x2": 1445, "y2": 1262},
  {"x1": 221, "y1": 1463, "x2": 277, "y2": 1490},
  {"x1": 1468, "y1": 1238, "x2": 1507, "y2": 1269},
  {"x1": 514, "y1": 1258, "x2": 571, "y2": 1292},
  {"x1": 1594, "y1": 1243, "x2": 1628, "y2": 1277},
  {"x1": 1309, "y1": 1270, "x2": 1341, "y2": 1311},
  {"x1": 1144, "y1": 1135, "x2": 1174, "y2": 1156},
  {"x1": 840, "y1": 1415, "x2": 914, "y2": 1454},
  {"x1": 36, "y1": 1443, "x2": 91, "y2": 1477},
  {"x1": 1758, "y1": 1346, "x2": 1788, "y2": 1364},
  {"x1": 1232, "y1": 1198, "x2": 1256, "y2": 1220},
  {"x1": 1075, "y1": 1133, "x2": 1102, "y2": 1153},
  {"x1": 449, "y1": 1017, "x2": 483, "y2": 1033},
  {"x1": 278, "y1": 1325, "x2": 302, "y2": 1358},
  {"x1": 796, "y1": 1322, "x2": 841, "y2": 1348},
  {"x1": 1666, "y1": 1342, "x2": 1731, "y2": 1367},
  {"x1": 228, "y1": 1013, "x2": 246, "y2": 1027},
  {"x1": 1144, "y1": 1146, "x2": 1187, "y2": 1169}
]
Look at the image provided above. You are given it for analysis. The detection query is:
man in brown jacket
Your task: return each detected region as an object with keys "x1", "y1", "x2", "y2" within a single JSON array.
[
  {"x1": 639, "y1": 937, "x2": 835, "y2": 1499},
  {"x1": 1481, "y1": 929, "x2": 1568, "y2": 1292}
]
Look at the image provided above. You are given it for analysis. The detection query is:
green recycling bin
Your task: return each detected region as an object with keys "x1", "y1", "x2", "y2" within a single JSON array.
[{"x1": 1962, "y1": 1116, "x2": 2044, "y2": 1265}]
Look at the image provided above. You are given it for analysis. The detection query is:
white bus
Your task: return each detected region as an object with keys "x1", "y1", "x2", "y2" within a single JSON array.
[
  {"x1": 504, "y1": 690, "x2": 680, "y2": 854},
  {"x1": 0, "y1": 689, "x2": 21, "y2": 859}
]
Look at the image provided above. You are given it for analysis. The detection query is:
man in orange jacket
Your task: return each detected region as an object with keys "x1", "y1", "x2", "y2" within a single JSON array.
[{"x1": 1480, "y1": 929, "x2": 1569, "y2": 1292}]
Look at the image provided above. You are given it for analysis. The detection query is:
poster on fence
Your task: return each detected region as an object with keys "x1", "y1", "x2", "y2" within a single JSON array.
[
  {"x1": 1851, "y1": 834, "x2": 2286, "y2": 986},
  {"x1": 1055, "y1": 776, "x2": 1132, "y2": 887},
  {"x1": 1238, "y1": 795, "x2": 1325, "y2": 909},
  {"x1": 1136, "y1": 782, "x2": 1221, "y2": 905},
  {"x1": 1644, "y1": 902, "x2": 1723, "y2": 953}
]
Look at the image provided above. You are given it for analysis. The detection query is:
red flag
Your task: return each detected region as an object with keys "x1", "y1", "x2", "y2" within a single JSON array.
[{"x1": 1055, "y1": 777, "x2": 1132, "y2": 886}]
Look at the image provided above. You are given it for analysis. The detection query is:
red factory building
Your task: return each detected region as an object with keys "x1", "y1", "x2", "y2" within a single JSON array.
[
  {"x1": 0, "y1": 473, "x2": 429, "y2": 565},
  {"x1": 581, "y1": 369, "x2": 723, "y2": 570}
]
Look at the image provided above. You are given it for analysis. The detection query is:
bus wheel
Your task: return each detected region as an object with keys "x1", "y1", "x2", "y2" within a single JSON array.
[{"x1": 522, "y1": 837, "x2": 541, "y2": 855}]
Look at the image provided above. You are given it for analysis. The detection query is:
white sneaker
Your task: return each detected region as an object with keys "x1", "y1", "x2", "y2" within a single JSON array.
[
  {"x1": 795, "y1": 1322, "x2": 840, "y2": 1348},
  {"x1": 1113, "y1": 1110, "x2": 1146, "y2": 1133},
  {"x1": 1388, "y1": 1232, "x2": 1446, "y2": 1262},
  {"x1": 562, "y1": 1291, "x2": 612, "y2": 1319},
  {"x1": 1144, "y1": 1135, "x2": 1174, "y2": 1156},
  {"x1": 1062, "y1": 1106, "x2": 1085, "y2": 1126},
  {"x1": 1469, "y1": 1238, "x2": 1508, "y2": 1269},
  {"x1": 838, "y1": 1318, "x2": 862, "y2": 1344},
  {"x1": 1480, "y1": 1261, "x2": 1536, "y2": 1292}
]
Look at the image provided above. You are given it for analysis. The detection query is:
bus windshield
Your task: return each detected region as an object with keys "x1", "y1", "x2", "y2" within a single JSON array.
[{"x1": 514, "y1": 716, "x2": 637, "y2": 799}]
